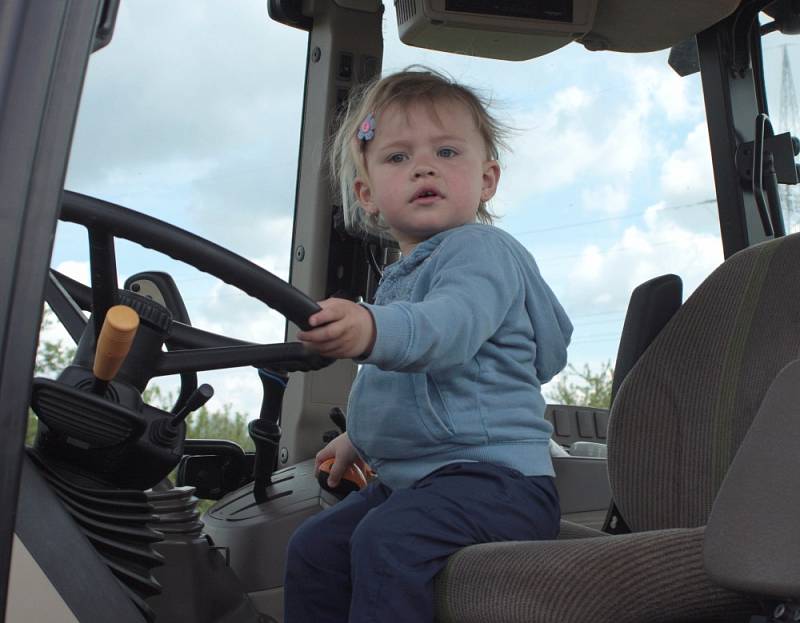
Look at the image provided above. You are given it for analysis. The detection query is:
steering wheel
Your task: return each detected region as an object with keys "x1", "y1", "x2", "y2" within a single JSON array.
[{"x1": 48, "y1": 190, "x2": 331, "y2": 383}]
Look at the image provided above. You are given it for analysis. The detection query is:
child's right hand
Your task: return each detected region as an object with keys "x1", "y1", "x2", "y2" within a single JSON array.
[
  {"x1": 297, "y1": 298, "x2": 376, "y2": 359},
  {"x1": 315, "y1": 432, "x2": 363, "y2": 488}
]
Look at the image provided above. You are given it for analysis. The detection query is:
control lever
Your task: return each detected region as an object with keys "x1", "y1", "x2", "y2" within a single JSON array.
[
  {"x1": 170, "y1": 384, "x2": 214, "y2": 427},
  {"x1": 251, "y1": 368, "x2": 288, "y2": 503},
  {"x1": 322, "y1": 407, "x2": 347, "y2": 444},
  {"x1": 92, "y1": 305, "x2": 140, "y2": 396},
  {"x1": 151, "y1": 383, "x2": 214, "y2": 446},
  {"x1": 329, "y1": 407, "x2": 346, "y2": 433}
]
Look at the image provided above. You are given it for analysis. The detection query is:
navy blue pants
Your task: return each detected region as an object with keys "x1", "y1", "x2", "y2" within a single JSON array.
[{"x1": 284, "y1": 462, "x2": 560, "y2": 623}]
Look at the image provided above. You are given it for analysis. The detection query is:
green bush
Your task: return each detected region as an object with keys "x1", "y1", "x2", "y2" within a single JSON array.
[{"x1": 547, "y1": 361, "x2": 614, "y2": 409}]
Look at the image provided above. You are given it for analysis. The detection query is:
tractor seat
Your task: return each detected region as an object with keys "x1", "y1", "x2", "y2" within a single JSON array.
[{"x1": 435, "y1": 232, "x2": 800, "y2": 622}]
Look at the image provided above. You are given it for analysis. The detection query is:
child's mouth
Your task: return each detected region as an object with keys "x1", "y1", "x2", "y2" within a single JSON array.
[{"x1": 411, "y1": 189, "x2": 442, "y2": 203}]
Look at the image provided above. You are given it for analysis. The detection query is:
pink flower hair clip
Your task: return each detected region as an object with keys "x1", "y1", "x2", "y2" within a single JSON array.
[{"x1": 357, "y1": 113, "x2": 376, "y2": 142}]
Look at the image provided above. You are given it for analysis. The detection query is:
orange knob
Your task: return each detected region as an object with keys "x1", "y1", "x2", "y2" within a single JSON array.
[{"x1": 318, "y1": 458, "x2": 368, "y2": 491}]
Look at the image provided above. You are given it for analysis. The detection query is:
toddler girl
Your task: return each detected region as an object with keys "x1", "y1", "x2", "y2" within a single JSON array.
[{"x1": 285, "y1": 68, "x2": 572, "y2": 623}]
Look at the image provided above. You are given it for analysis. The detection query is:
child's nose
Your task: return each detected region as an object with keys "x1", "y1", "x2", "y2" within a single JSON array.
[{"x1": 413, "y1": 163, "x2": 436, "y2": 178}]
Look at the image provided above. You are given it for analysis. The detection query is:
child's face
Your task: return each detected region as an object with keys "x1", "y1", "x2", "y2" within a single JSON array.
[{"x1": 354, "y1": 100, "x2": 500, "y2": 254}]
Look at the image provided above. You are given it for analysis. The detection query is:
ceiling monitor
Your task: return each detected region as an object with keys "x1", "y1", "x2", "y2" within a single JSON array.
[{"x1": 394, "y1": 0, "x2": 599, "y2": 61}]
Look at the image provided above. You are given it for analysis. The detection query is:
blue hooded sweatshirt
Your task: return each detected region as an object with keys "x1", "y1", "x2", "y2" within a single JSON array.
[{"x1": 347, "y1": 223, "x2": 572, "y2": 490}]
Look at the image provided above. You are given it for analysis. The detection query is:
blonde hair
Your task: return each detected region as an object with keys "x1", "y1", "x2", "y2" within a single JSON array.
[{"x1": 330, "y1": 67, "x2": 510, "y2": 238}]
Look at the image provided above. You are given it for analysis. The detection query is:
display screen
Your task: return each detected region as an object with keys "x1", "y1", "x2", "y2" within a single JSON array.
[{"x1": 445, "y1": 0, "x2": 573, "y2": 22}]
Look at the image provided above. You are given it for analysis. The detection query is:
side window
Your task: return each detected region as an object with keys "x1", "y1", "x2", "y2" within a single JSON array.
[
  {"x1": 383, "y1": 8, "x2": 722, "y2": 402},
  {"x1": 47, "y1": 1, "x2": 308, "y2": 420},
  {"x1": 762, "y1": 28, "x2": 800, "y2": 234}
]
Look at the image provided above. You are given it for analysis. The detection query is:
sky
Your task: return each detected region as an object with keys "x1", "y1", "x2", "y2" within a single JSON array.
[{"x1": 45, "y1": 1, "x2": 800, "y2": 419}]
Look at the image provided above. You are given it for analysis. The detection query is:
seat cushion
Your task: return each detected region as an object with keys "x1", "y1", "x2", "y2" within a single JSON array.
[
  {"x1": 435, "y1": 527, "x2": 757, "y2": 623},
  {"x1": 558, "y1": 519, "x2": 604, "y2": 539}
]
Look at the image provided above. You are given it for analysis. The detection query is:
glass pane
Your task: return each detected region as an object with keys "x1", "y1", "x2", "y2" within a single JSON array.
[
  {"x1": 47, "y1": 2, "x2": 729, "y2": 418},
  {"x1": 49, "y1": 1, "x2": 308, "y2": 419},
  {"x1": 761, "y1": 25, "x2": 800, "y2": 233},
  {"x1": 382, "y1": 7, "x2": 722, "y2": 402}
]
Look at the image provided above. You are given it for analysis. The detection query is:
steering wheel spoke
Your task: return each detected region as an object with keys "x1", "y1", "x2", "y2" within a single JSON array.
[
  {"x1": 156, "y1": 343, "x2": 331, "y2": 375},
  {"x1": 88, "y1": 228, "x2": 119, "y2": 339}
]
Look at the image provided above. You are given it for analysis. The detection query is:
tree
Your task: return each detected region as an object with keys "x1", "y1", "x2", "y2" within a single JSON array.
[
  {"x1": 547, "y1": 361, "x2": 614, "y2": 409},
  {"x1": 35, "y1": 311, "x2": 76, "y2": 374}
]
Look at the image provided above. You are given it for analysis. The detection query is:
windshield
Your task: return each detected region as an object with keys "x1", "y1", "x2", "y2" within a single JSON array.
[
  {"x1": 381, "y1": 7, "x2": 721, "y2": 396},
  {"x1": 54, "y1": 1, "x2": 786, "y2": 414}
]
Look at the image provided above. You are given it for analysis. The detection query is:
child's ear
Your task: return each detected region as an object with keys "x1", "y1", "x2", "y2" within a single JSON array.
[
  {"x1": 354, "y1": 177, "x2": 378, "y2": 215},
  {"x1": 480, "y1": 160, "x2": 501, "y2": 203}
]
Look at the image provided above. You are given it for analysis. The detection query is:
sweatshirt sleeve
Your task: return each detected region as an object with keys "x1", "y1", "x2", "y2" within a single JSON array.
[
  {"x1": 360, "y1": 232, "x2": 522, "y2": 372},
  {"x1": 528, "y1": 276, "x2": 572, "y2": 383}
]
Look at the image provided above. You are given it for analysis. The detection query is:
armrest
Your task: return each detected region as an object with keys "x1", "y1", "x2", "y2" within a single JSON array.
[
  {"x1": 705, "y1": 358, "x2": 800, "y2": 600},
  {"x1": 552, "y1": 455, "x2": 610, "y2": 514}
]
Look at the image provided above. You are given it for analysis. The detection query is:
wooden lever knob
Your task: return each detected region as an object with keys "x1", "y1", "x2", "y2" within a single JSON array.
[{"x1": 93, "y1": 305, "x2": 140, "y2": 382}]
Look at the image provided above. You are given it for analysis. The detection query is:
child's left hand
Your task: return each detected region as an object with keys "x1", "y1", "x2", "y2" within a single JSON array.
[{"x1": 297, "y1": 298, "x2": 376, "y2": 359}]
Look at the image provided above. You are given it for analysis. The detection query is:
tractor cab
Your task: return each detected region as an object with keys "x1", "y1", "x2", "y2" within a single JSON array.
[{"x1": 2, "y1": 1, "x2": 800, "y2": 622}]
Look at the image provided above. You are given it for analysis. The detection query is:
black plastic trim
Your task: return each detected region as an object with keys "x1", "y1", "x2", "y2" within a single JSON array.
[
  {"x1": 0, "y1": 1, "x2": 105, "y2": 613},
  {"x1": 697, "y1": 3, "x2": 775, "y2": 257},
  {"x1": 268, "y1": 0, "x2": 313, "y2": 31},
  {"x1": 88, "y1": 228, "x2": 119, "y2": 339},
  {"x1": 45, "y1": 271, "x2": 88, "y2": 344},
  {"x1": 92, "y1": 0, "x2": 120, "y2": 52},
  {"x1": 155, "y1": 343, "x2": 330, "y2": 375},
  {"x1": 51, "y1": 269, "x2": 332, "y2": 373},
  {"x1": 611, "y1": 274, "x2": 683, "y2": 404},
  {"x1": 16, "y1": 455, "x2": 146, "y2": 622}
]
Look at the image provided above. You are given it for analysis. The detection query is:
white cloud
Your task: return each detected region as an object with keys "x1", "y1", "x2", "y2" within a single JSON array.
[
  {"x1": 564, "y1": 205, "x2": 723, "y2": 319},
  {"x1": 551, "y1": 86, "x2": 593, "y2": 115},
  {"x1": 493, "y1": 51, "x2": 709, "y2": 223},
  {"x1": 581, "y1": 184, "x2": 630, "y2": 215},
  {"x1": 501, "y1": 95, "x2": 597, "y2": 203},
  {"x1": 656, "y1": 70, "x2": 703, "y2": 123},
  {"x1": 661, "y1": 122, "x2": 715, "y2": 203},
  {"x1": 201, "y1": 369, "x2": 264, "y2": 419},
  {"x1": 55, "y1": 260, "x2": 90, "y2": 284},
  {"x1": 65, "y1": 0, "x2": 307, "y2": 263},
  {"x1": 181, "y1": 215, "x2": 293, "y2": 347},
  {"x1": 501, "y1": 71, "x2": 668, "y2": 214}
]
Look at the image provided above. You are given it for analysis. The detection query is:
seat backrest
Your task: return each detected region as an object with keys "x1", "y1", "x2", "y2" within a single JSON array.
[
  {"x1": 610, "y1": 273, "x2": 683, "y2": 405},
  {"x1": 608, "y1": 233, "x2": 800, "y2": 532}
]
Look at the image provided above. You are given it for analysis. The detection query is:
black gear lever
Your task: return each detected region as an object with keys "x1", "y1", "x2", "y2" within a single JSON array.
[
  {"x1": 170, "y1": 383, "x2": 214, "y2": 426},
  {"x1": 150, "y1": 383, "x2": 214, "y2": 446},
  {"x1": 250, "y1": 368, "x2": 289, "y2": 503}
]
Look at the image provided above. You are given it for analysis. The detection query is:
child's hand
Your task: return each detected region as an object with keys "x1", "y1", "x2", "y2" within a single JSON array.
[
  {"x1": 315, "y1": 432, "x2": 365, "y2": 488},
  {"x1": 297, "y1": 298, "x2": 376, "y2": 359}
]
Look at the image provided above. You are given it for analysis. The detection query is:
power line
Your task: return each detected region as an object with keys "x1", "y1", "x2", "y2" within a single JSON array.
[
  {"x1": 511, "y1": 198, "x2": 716, "y2": 238},
  {"x1": 127, "y1": 198, "x2": 718, "y2": 289},
  {"x1": 535, "y1": 233, "x2": 720, "y2": 265}
]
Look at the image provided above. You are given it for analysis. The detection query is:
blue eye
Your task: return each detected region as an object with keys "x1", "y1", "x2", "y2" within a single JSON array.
[
  {"x1": 387, "y1": 153, "x2": 407, "y2": 163},
  {"x1": 438, "y1": 147, "x2": 457, "y2": 158}
]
